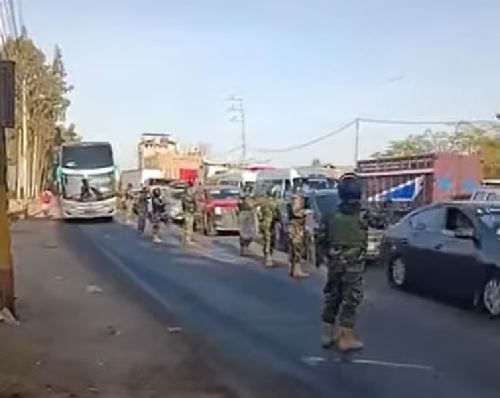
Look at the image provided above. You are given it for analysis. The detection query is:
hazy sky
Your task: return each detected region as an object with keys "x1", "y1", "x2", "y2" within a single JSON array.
[{"x1": 24, "y1": 0, "x2": 500, "y2": 169}]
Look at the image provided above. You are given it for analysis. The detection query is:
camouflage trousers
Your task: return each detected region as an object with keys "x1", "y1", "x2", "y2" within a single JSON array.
[
  {"x1": 322, "y1": 247, "x2": 365, "y2": 328},
  {"x1": 288, "y1": 221, "x2": 304, "y2": 264},
  {"x1": 183, "y1": 213, "x2": 194, "y2": 245},
  {"x1": 151, "y1": 212, "x2": 161, "y2": 237},
  {"x1": 125, "y1": 200, "x2": 135, "y2": 222},
  {"x1": 137, "y1": 210, "x2": 147, "y2": 233},
  {"x1": 260, "y1": 221, "x2": 273, "y2": 256}
]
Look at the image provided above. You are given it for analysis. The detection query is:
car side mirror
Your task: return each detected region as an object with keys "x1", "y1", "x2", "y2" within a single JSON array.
[{"x1": 454, "y1": 228, "x2": 475, "y2": 240}]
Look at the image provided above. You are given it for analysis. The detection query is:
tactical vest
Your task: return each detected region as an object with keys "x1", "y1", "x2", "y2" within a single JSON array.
[{"x1": 328, "y1": 211, "x2": 366, "y2": 248}]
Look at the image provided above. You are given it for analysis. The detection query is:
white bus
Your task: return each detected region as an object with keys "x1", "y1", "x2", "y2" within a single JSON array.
[{"x1": 57, "y1": 142, "x2": 117, "y2": 220}]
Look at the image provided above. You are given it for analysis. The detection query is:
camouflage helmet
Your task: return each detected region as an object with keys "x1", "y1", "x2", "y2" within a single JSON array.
[{"x1": 337, "y1": 172, "x2": 361, "y2": 204}]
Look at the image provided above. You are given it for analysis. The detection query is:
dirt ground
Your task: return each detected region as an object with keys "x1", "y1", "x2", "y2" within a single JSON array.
[{"x1": 0, "y1": 219, "x2": 263, "y2": 398}]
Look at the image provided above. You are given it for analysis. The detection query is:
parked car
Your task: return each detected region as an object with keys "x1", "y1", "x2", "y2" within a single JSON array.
[
  {"x1": 197, "y1": 186, "x2": 241, "y2": 235},
  {"x1": 381, "y1": 201, "x2": 500, "y2": 316},
  {"x1": 165, "y1": 188, "x2": 185, "y2": 222},
  {"x1": 274, "y1": 189, "x2": 339, "y2": 266}
]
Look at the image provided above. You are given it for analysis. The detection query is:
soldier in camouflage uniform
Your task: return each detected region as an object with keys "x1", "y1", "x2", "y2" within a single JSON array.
[
  {"x1": 181, "y1": 185, "x2": 197, "y2": 246},
  {"x1": 257, "y1": 189, "x2": 279, "y2": 267},
  {"x1": 321, "y1": 172, "x2": 367, "y2": 352},
  {"x1": 136, "y1": 186, "x2": 150, "y2": 235},
  {"x1": 238, "y1": 192, "x2": 255, "y2": 256},
  {"x1": 288, "y1": 190, "x2": 309, "y2": 278},
  {"x1": 150, "y1": 188, "x2": 166, "y2": 243},
  {"x1": 124, "y1": 183, "x2": 135, "y2": 224}
]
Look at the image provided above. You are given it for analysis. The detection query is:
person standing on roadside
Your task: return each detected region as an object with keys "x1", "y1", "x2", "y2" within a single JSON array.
[
  {"x1": 321, "y1": 172, "x2": 367, "y2": 352},
  {"x1": 257, "y1": 189, "x2": 279, "y2": 267},
  {"x1": 136, "y1": 186, "x2": 150, "y2": 235},
  {"x1": 124, "y1": 183, "x2": 135, "y2": 224},
  {"x1": 181, "y1": 184, "x2": 197, "y2": 246},
  {"x1": 288, "y1": 189, "x2": 309, "y2": 278},
  {"x1": 238, "y1": 191, "x2": 256, "y2": 256},
  {"x1": 150, "y1": 188, "x2": 166, "y2": 243},
  {"x1": 41, "y1": 187, "x2": 53, "y2": 217}
]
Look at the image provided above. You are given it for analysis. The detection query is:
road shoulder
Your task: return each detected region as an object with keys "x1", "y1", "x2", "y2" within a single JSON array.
[{"x1": 0, "y1": 219, "x2": 269, "y2": 398}]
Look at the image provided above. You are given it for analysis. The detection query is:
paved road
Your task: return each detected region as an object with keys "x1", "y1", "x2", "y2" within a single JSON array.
[{"x1": 60, "y1": 220, "x2": 500, "y2": 398}]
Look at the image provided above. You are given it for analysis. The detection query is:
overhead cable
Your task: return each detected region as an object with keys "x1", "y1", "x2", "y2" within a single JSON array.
[{"x1": 250, "y1": 119, "x2": 357, "y2": 153}]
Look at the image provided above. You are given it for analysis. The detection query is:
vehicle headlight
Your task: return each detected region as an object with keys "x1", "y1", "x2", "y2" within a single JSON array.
[
  {"x1": 496, "y1": 228, "x2": 500, "y2": 238},
  {"x1": 214, "y1": 207, "x2": 222, "y2": 215}
]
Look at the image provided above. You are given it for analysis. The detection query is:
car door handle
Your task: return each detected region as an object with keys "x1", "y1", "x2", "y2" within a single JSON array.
[
  {"x1": 400, "y1": 238, "x2": 409, "y2": 245},
  {"x1": 434, "y1": 243, "x2": 443, "y2": 250}
]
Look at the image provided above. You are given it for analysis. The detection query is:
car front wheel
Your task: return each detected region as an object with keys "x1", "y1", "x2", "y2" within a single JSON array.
[
  {"x1": 388, "y1": 257, "x2": 407, "y2": 289},
  {"x1": 482, "y1": 273, "x2": 500, "y2": 318}
]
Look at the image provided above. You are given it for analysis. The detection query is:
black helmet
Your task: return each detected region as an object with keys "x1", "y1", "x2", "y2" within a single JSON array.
[
  {"x1": 152, "y1": 187, "x2": 161, "y2": 197},
  {"x1": 338, "y1": 172, "x2": 361, "y2": 204}
]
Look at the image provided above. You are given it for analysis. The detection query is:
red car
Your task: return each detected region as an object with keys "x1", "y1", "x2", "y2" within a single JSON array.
[{"x1": 197, "y1": 186, "x2": 240, "y2": 235}]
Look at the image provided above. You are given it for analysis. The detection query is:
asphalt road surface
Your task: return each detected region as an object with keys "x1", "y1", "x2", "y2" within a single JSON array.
[{"x1": 59, "y1": 219, "x2": 500, "y2": 398}]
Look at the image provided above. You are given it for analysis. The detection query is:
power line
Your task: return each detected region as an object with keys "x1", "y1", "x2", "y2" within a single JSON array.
[
  {"x1": 358, "y1": 117, "x2": 497, "y2": 126},
  {"x1": 249, "y1": 117, "x2": 499, "y2": 154},
  {"x1": 250, "y1": 119, "x2": 357, "y2": 153}
]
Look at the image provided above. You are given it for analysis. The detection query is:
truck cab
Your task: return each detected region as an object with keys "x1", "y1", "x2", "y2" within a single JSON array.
[{"x1": 197, "y1": 186, "x2": 241, "y2": 235}]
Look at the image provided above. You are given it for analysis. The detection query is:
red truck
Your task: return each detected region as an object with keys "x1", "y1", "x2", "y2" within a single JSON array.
[
  {"x1": 357, "y1": 152, "x2": 482, "y2": 206},
  {"x1": 196, "y1": 186, "x2": 241, "y2": 235}
]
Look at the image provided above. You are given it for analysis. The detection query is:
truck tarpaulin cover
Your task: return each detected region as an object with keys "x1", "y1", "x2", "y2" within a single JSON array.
[{"x1": 369, "y1": 176, "x2": 424, "y2": 202}]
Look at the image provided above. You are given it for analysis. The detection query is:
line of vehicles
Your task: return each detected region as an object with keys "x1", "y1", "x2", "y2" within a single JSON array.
[{"x1": 52, "y1": 141, "x2": 500, "y2": 316}]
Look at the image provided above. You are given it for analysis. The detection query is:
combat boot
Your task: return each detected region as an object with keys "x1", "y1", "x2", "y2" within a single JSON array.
[
  {"x1": 320, "y1": 322, "x2": 336, "y2": 348},
  {"x1": 291, "y1": 263, "x2": 309, "y2": 278},
  {"x1": 152, "y1": 234, "x2": 162, "y2": 243},
  {"x1": 335, "y1": 326, "x2": 364, "y2": 352},
  {"x1": 264, "y1": 255, "x2": 274, "y2": 267}
]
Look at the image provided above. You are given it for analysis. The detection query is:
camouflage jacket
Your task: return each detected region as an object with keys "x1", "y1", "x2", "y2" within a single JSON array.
[
  {"x1": 136, "y1": 191, "x2": 150, "y2": 214},
  {"x1": 288, "y1": 194, "x2": 306, "y2": 225},
  {"x1": 182, "y1": 190, "x2": 197, "y2": 214},
  {"x1": 257, "y1": 197, "x2": 279, "y2": 225}
]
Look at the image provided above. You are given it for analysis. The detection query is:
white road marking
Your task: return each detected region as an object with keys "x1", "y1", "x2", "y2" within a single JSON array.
[
  {"x1": 301, "y1": 356, "x2": 327, "y2": 366},
  {"x1": 332, "y1": 357, "x2": 435, "y2": 372}
]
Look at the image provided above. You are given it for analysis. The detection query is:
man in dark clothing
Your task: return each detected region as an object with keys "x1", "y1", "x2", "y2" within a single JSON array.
[{"x1": 151, "y1": 188, "x2": 166, "y2": 243}]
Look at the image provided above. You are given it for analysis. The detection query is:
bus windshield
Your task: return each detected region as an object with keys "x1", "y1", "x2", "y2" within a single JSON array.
[{"x1": 62, "y1": 144, "x2": 113, "y2": 169}]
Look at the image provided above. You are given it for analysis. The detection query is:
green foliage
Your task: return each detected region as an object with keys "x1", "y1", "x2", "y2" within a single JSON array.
[
  {"x1": 372, "y1": 126, "x2": 500, "y2": 179},
  {"x1": 2, "y1": 36, "x2": 75, "y2": 196}
]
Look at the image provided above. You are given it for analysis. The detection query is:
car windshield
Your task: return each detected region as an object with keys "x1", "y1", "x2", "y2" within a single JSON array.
[
  {"x1": 478, "y1": 211, "x2": 500, "y2": 229},
  {"x1": 314, "y1": 193, "x2": 339, "y2": 219},
  {"x1": 170, "y1": 190, "x2": 184, "y2": 200},
  {"x1": 61, "y1": 145, "x2": 113, "y2": 169},
  {"x1": 208, "y1": 188, "x2": 240, "y2": 200},
  {"x1": 305, "y1": 178, "x2": 337, "y2": 190}
]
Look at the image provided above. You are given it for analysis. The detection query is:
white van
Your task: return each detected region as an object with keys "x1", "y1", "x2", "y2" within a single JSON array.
[
  {"x1": 254, "y1": 168, "x2": 303, "y2": 199},
  {"x1": 208, "y1": 170, "x2": 257, "y2": 192}
]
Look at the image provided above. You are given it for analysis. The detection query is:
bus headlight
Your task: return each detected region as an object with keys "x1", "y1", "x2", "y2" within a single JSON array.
[{"x1": 214, "y1": 207, "x2": 222, "y2": 215}]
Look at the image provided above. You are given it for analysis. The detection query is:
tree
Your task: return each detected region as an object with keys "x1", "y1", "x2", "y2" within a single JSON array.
[
  {"x1": 372, "y1": 126, "x2": 500, "y2": 179},
  {"x1": 2, "y1": 36, "x2": 75, "y2": 197}
]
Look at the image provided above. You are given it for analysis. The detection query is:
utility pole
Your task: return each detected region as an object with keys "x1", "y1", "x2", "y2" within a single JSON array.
[
  {"x1": 227, "y1": 95, "x2": 246, "y2": 164},
  {"x1": 0, "y1": 60, "x2": 16, "y2": 313},
  {"x1": 21, "y1": 77, "x2": 27, "y2": 203},
  {"x1": 354, "y1": 118, "x2": 360, "y2": 166}
]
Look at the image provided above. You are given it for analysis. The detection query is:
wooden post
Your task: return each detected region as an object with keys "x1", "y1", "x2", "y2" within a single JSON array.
[{"x1": 0, "y1": 60, "x2": 16, "y2": 313}]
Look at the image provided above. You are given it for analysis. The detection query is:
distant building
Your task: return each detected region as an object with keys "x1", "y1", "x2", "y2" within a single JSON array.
[{"x1": 137, "y1": 133, "x2": 202, "y2": 180}]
